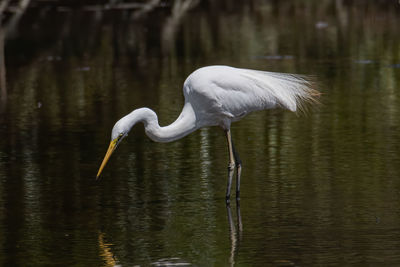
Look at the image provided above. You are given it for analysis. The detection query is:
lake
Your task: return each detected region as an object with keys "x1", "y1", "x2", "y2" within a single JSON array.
[{"x1": 1, "y1": 1, "x2": 400, "y2": 266}]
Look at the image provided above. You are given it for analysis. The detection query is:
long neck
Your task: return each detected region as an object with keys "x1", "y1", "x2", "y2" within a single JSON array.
[{"x1": 126, "y1": 104, "x2": 198, "y2": 143}]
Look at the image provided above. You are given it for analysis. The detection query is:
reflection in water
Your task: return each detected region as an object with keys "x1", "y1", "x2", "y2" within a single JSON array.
[
  {"x1": 0, "y1": 0, "x2": 32, "y2": 110},
  {"x1": 133, "y1": 0, "x2": 162, "y2": 19},
  {"x1": 226, "y1": 201, "x2": 242, "y2": 267},
  {"x1": 3, "y1": 0, "x2": 31, "y2": 38},
  {"x1": 151, "y1": 257, "x2": 191, "y2": 266},
  {"x1": 162, "y1": 0, "x2": 200, "y2": 55},
  {"x1": 0, "y1": 28, "x2": 5, "y2": 110},
  {"x1": 199, "y1": 128, "x2": 212, "y2": 199},
  {"x1": 98, "y1": 232, "x2": 119, "y2": 267},
  {"x1": 1, "y1": 1, "x2": 400, "y2": 266}
]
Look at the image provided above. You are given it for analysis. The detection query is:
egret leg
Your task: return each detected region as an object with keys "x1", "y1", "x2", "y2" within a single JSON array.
[
  {"x1": 231, "y1": 140, "x2": 242, "y2": 200},
  {"x1": 225, "y1": 130, "x2": 236, "y2": 203}
]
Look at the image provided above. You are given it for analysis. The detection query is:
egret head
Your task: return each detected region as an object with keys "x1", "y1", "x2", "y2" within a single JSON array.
[
  {"x1": 96, "y1": 108, "x2": 156, "y2": 178},
  {"x1": 96, "y1": 120, "x2": 129, "y2": 179}
]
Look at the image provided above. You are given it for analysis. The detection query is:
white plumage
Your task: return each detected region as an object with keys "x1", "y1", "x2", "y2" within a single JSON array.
[
  {"x1": 97, "y1": 65, "x2": 319, "y2": 201},
  {"x1": 183, "y1": 65, "x2": 316, "y2": 129}
]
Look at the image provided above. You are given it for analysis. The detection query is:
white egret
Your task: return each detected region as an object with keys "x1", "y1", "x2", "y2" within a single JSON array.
[{"x1": 97, "y1": 65, "x2": 319, "y2": 201}]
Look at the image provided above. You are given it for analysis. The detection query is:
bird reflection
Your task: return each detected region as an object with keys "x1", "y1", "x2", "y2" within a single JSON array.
[
  {"x1": 98, "y1": 232, "x2": 119, "y2": 267},
  {"x1": 226, "y1": 201, "x2": 242, "y2": 267}
]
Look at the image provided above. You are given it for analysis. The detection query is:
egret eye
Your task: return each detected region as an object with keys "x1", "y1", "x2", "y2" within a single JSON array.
[{"x1": 118, "y1": 133, "x2": 123, "y2": 139}]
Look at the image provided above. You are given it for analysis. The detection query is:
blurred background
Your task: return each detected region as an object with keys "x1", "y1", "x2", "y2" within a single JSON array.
[{"x1": 1, "y1": 0, "x2": 400, "y2": 266}]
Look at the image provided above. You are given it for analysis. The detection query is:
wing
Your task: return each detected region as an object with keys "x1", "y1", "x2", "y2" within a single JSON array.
[{"x1": 183, "y1": 65, "x2": 319, "y2": 123}]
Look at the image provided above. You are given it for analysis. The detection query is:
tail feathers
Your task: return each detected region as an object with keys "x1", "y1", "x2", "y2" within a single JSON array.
[{"x1": 242, "y1": 69, "x2": 320, "y2": 113}]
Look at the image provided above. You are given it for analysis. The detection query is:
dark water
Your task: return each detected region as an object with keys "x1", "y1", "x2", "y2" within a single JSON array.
[{"x1": 1, "y1": 1, "x2": 400, "y2": 266}]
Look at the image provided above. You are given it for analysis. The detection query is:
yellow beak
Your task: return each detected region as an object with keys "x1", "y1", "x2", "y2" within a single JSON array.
[{"x1": 96, "y1": 138, "x2": 118, "y2": 179}]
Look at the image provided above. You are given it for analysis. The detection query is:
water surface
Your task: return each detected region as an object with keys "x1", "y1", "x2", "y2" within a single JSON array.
[{"x1": 1, "y1": 1, "x2": 400, "y2": 266}]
